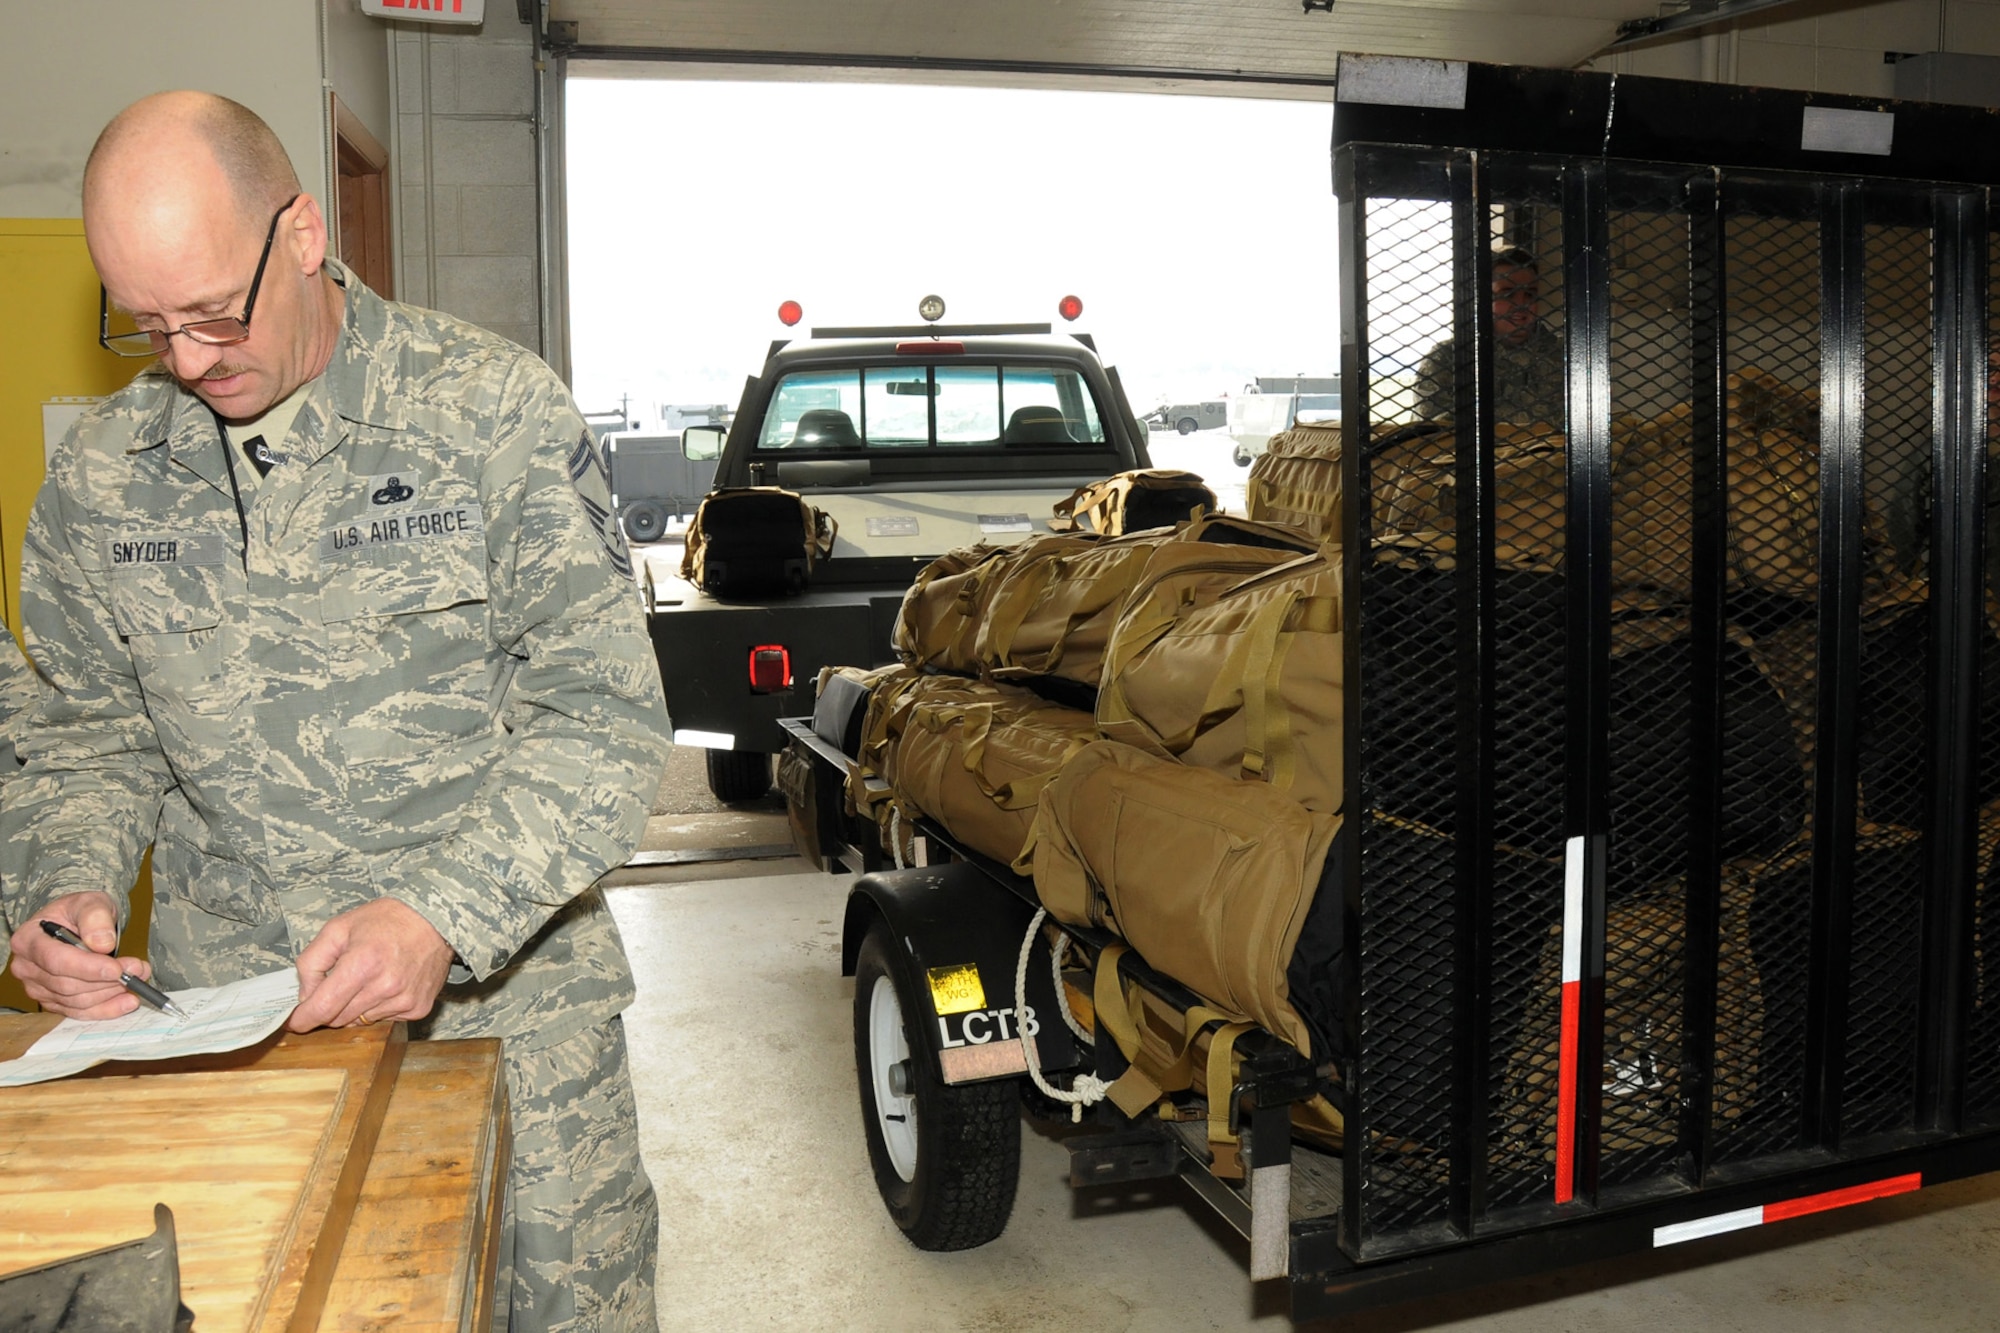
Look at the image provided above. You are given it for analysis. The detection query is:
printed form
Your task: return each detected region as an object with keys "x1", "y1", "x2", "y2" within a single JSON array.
[{"x1": 0, "y1": 969, "x2": 302, "y2": 1087}]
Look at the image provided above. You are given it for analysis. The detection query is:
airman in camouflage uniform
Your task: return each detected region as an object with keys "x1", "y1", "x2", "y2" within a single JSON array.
[
  {"x1": 0, "y1": 625, "x2": 45, "y2": 985},
  {"x1": 0, "y1": 92, "x2": 671, "y2": 1332},
  {"x1": 1415, "y1": 246, "x2": 1567, "y2": 426}
]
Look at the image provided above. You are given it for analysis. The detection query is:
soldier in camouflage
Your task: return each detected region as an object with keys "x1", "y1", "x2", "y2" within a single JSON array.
[
  {"x1": 1415, "y1": 246, "x2": 1566, "y2": 426},
  {"x1": 0, "y1": 92, "x2": 671, "y2": 1332},
  {"x1": 0, "y1": 625, "x2": 45, "y2": 987}
]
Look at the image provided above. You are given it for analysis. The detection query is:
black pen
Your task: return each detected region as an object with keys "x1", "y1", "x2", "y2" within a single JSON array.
[{"x1": 39, "y1": 919, "x2": 190, "y2": 1020}]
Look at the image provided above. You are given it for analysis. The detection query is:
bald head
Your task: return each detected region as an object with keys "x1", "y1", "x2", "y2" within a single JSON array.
[
  {"x1": 84, "y1": 91, "x2": 341, "y2": 422},
  {"x1": 85, "y1": 91, "x2": 299, "y2": 224}
]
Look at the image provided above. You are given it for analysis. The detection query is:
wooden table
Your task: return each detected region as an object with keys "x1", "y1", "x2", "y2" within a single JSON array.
[{"x1": 0, "y1": 1019, "x2": 509, "y2": 1332}]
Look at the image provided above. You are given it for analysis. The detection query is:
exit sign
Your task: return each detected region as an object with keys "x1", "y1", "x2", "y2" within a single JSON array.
[{"x1": 360, "y1": 0, "x2": 486, "y2": 23}]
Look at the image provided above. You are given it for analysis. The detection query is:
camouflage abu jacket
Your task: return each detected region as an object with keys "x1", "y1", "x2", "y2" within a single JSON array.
[{"x1": 0, "y1": 262, "x2": 673, "y2": 1049}]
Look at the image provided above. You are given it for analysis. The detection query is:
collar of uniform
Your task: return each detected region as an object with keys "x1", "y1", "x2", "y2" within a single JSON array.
[{"x1": 320, "y1": 256, "x2": 407, "y2": 436}]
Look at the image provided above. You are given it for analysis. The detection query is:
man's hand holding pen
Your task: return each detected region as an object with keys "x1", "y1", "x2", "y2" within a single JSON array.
[{"x1": 7, "y1": 890, "x2": 156, "y2": 1020}]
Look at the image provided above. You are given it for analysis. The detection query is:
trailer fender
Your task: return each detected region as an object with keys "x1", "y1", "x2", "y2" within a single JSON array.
[{"x1": 842, "y1": 864, "x2": 1080, "y2": 1083}]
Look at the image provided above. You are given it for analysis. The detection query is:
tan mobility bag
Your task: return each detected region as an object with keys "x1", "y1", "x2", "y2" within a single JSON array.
[
  {"x1": 882, "y1": 682, "x2": 1098, "y2": 865},
  {"x1": 891, "y1": 543, "x2": 1018, "y2": 674},
  {"x1": 974, "y1": 528, "x2": 1176, "y2": 688},
  {"x1": 966, "y1": 514, "x2": 1318, "y2": 689},
  {"x1": 1098, "y1": 546, "x2": 1344, "y2": 815},
  {"x1": 1245, "y1": 420, "x2": 1343, "y2": 546},
  {"x1": 1048, "y1": 469, "x2": 1218, "y2": 536},
  {"x1": 1078, "y1": 945, "x2": 1343, "y2": 1177},
  {"x1": 1027, "y1": 738, "x2": 1339, "y2": 1061},
  {"x1": 846, "y1": 670, "x2": 982, "y2": 862}
]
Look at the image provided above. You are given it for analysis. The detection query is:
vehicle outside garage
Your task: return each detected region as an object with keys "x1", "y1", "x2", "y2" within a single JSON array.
[{"x1": 646, "y1": 303, "x2": 1153, "y2": 802}]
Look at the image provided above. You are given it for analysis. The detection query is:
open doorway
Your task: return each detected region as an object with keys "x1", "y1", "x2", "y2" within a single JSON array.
[{"x1": 331, "y1": 93, "x2": 393, "y2": 298}]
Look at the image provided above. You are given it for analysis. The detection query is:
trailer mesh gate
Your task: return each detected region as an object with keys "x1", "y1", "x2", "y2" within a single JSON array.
[{"x1": 1331, "y1": 69, "x2": 2000, "y2": 1262}]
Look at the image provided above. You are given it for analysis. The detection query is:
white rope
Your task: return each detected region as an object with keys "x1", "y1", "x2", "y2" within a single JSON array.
[
  {"x1": 888, "y1": 804, "x2": 907, "y2": 870},
  {"x1": 1048, "y1": 932, "x2": 1093, "y2": 1043},
  {"x1": 1015, "y1": 906, "x2": 1110, "y2": 1122}
]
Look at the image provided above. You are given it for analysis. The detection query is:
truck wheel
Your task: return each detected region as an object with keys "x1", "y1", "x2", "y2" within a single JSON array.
[
  {"x1": 704, "y1": 749, "x2": 772, "y2": 802},
  {"x1": 853, "y1": 923, "x2": 1020, "y2": 1251},
  {"x1": 1176, "y1": 417, "x2": 1198, "y2": 435},
  {"x1": 622, "y1": 500, "x2": 669, "y2": 544},
  {"x1": 1233, "y1": 445, "x2": 1253, "y2": 467}
]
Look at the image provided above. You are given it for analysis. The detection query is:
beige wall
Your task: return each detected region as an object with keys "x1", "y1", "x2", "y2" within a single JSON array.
[
  {"x1": 4, "y1": 1, "x2": 393, "y2": 220},
  {"x1": 1590, "y1": 0, "x2": 2000, "y2": 98}
]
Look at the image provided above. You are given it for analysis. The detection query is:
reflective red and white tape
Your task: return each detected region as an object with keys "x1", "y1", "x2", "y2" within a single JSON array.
[{"x1": 1653, "y1": 1173, "x2": 1923, "y2": 1247}]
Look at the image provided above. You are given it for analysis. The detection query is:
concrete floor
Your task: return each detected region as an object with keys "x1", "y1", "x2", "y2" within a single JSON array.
[{"x1": 607, "y1": 749, "x2": 2000, "y2": 1329}]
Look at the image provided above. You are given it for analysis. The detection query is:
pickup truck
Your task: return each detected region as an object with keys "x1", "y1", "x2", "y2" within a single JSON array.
[{"x1": 645, "y1": 318, "x2": 1154, "y2": 800}]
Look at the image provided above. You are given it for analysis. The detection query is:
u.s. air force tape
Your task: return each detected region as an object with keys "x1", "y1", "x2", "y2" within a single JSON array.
[
  {"x1": 320, "y1": 502, "x2": 485, "y2": 558},
  {"x1": 103, "y1": 534, "x2": 230, "y2": 568}
]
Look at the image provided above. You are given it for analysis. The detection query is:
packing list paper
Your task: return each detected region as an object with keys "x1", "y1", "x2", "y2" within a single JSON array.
[{"x1": 0, "y1": 968, "x2": 301, "y2": 1087}]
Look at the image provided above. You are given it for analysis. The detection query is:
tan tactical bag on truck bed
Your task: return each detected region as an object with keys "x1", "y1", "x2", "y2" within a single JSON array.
[{"x1": 1047, "y1": 469, "x2": 1217, "y2": 536}]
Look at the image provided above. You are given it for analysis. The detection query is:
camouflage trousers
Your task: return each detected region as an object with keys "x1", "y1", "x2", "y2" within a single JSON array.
[{"x1": 496, "y1": 1016, "x2": 660, "y2": 1333}]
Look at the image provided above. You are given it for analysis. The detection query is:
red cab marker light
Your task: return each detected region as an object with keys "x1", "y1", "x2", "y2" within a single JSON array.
[
  {"x1": 1058, "y1": 294, "x2": 1084, "y2": 322},
  {"x1": 748, "y1": 644, "x2": 792, "y2": 693},
  {"x1": 898, "y1": 340, "x2": 964, "y2": 355},
  {"x1": 778, "y1": 300, "x2": 803, "y2": 327}
]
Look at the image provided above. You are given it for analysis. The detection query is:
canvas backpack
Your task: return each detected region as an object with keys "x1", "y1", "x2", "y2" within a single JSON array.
[
  {"x1": 1047, "y1": 469, "x2": 1217, "y2": 536},
  {"x1": 890, "y1": 543, "x2": 1022, "y2": 674},
  {"x1": 1245, "y1": 419, "x2": 1343, "y2": 546},
  {"x1": 680, "y1": 486, "x2": 836, "y2": 597},
  {"x1": 1098, "y1": 545, "x2": 1345, "y2": 815}
]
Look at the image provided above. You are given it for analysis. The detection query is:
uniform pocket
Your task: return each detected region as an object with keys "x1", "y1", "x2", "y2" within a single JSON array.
[
  {"x1": 321, "y1": 530, "x2": 497, "y2": 825},
  {"x1": 107, "y1": 563, "x2": 232, "y2": 719}
]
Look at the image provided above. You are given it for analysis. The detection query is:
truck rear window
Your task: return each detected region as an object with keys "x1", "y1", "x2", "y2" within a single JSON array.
[{"x1": 757, "y1": 364, "x2": 1108, "y2": 450}]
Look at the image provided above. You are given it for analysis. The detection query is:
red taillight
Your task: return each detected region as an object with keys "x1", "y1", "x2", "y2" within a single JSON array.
[
  {"x1": 898, "y1": 340, "x2": 964, "y2": 355},
  {"x1": 748, "y1": 644, "x2": 792, "y2": 693},
  {"x1": 1058, "y1": 294, "x2": 1084, "y2": 321},
  {"x1": 778, "y1": 300, "x2": 803, "y2": 327}
]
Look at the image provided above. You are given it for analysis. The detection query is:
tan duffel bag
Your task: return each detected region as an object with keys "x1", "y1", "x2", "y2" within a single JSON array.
[
  {"x1": 1026, "y1": 738, "x2": 1339, "y2": 1060},
  {"x1": 974, "y1": 528, "x2": 1178, "y2": 688},
  {"x1": 883, "y1": 681, "x2": 1098, "y2": 864},
  {"x1": 1245, "y1": 419, "x2": 1343, "y2": 545},
  {"x1": 1047, "y1": 469, "x2": 1217, "y2": 536},
  {"x1": 891, "y1": 543, "x2": 1014, "y2": 674},
  {"x1": 1098, "y1": 545, "x2": 1344, "y2": 814}
]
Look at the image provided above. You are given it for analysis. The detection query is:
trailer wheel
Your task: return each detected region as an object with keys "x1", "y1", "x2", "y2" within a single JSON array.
[
  {"x1": 704, "y1": 749, "x2": 772, "y2": 802},
  {"x1": 853, "y1": 924, "x2": 1020, "y2": 1251},
  {"x1": 1176, "y1": 416, "x2": 1199, "y2": 435},
  {"x1": 622, "y1": 500, "x2": 669, "y2": 543}
]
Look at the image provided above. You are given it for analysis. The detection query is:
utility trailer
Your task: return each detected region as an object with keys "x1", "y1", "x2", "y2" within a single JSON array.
[{"x1": 778, "y1": 55, "x2": 2000, "y2": 1321}]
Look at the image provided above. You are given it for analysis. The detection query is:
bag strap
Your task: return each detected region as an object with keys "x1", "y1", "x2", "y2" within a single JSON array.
[{"x1": 1205, "y1": 1021, "x2": 1257, "y2": 1179}]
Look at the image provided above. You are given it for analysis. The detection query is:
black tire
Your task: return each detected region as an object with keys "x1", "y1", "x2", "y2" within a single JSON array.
[
  {"x1": 853, "y1": 924, "x2": 1020, "y2": 1251},
  {"x1": 1233, "y1": 446, "x2": 1253, "y2": 467},
  {"x1": 1176, "y1": 417, "x2": 1198, "y2": 435},
  {"x1": 704, "y1": 749, "x2": 772, "y2": 802},
  {"x1": 622, "y1": 500, "x2": 669, "y2": 544}
]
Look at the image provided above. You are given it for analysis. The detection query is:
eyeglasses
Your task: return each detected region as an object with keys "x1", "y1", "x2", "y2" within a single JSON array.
[{"x1": 98, "y1": 194, "x2": 302, "y2": 358}]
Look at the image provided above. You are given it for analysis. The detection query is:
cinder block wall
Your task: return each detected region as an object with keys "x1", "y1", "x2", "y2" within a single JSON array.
[{"x1": 390, "y1": 19, "x2": 546, "y2": 360}]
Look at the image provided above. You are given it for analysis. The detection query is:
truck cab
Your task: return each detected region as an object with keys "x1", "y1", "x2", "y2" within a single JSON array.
[{"x1": 647, "y1": 317, "x2": 1153, "y2": 800}]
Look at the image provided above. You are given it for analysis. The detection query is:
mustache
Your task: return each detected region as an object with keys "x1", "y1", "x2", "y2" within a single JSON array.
[{"x1": 182, "y1": 363, "x2": 253, "y2": 385}]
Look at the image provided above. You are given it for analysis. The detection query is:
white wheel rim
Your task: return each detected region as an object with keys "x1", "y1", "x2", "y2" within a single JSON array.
[{"x1": 868, "y1": 974, "x2": 920, "y2": 1181}]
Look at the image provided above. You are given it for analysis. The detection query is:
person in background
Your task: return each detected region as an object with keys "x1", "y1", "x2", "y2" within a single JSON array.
[
  {"x1": 0, "y1": 91, "x2": 671, "y2": 1331},
  {"x1": 1415, "y1": 245, "x2": 1567, "y2": 426}
]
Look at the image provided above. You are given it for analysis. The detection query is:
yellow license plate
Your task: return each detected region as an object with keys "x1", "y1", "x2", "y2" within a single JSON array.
[{"x1": 926, "y1": 963, "x2": 986, "y2": 1016}]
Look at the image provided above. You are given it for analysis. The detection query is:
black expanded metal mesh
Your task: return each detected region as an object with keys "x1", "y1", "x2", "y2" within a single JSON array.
[
  {"x1": 1968, "y1": 242, "x2": 2000, "y2": 1124},
  {"x1": 1348, "y1": 152, "x2": 1988, "y2": 1247},
  {"x1": 1482, "y1": 199, "x2": 1571, "y2": 1213},
  {"x1": 1712, "y1": 211, "x2": 1824, "y2": 1165},
  {"x1": 1598, "y1": 200, "x2": 1699, "y2": 1187},
  {"x1": 1355, "y1": 195, "x2": 1462, "y2": 1236},
  {"x1": 1841, "y1": 223, "x2": 1935, "y2": 1139}
]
